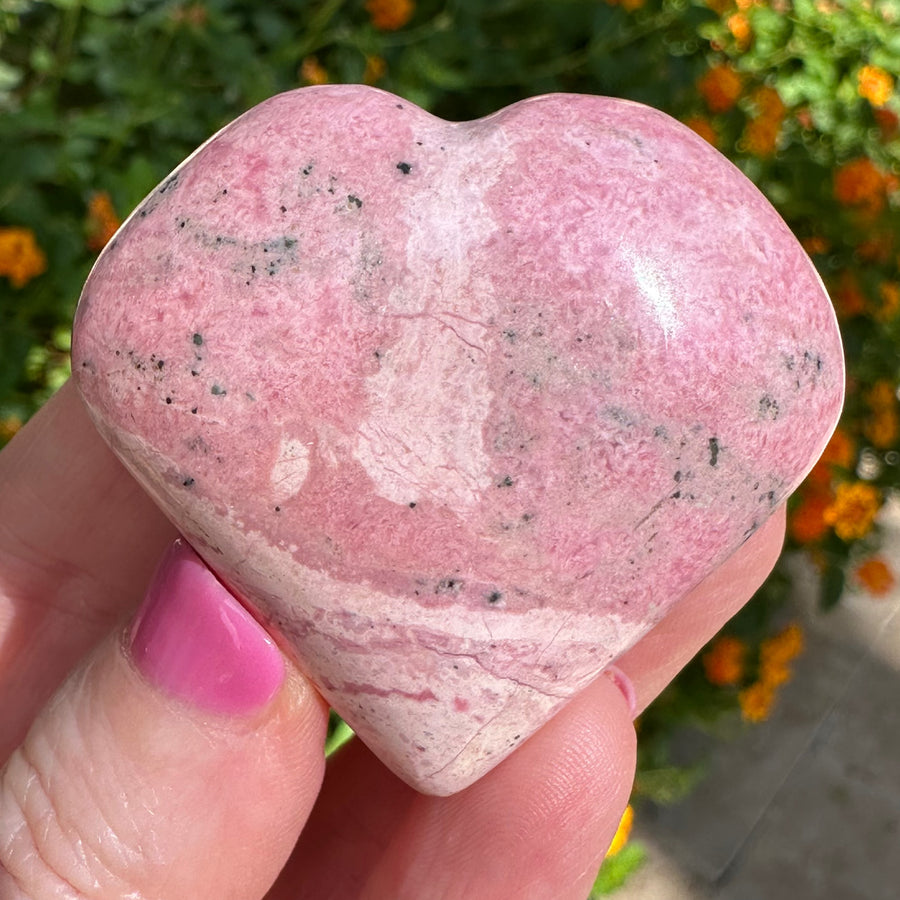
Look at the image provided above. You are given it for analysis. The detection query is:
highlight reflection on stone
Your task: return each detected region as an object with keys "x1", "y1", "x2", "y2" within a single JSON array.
[{"x1": 73, "y1": 86, "x2": 844, "y2": 794}]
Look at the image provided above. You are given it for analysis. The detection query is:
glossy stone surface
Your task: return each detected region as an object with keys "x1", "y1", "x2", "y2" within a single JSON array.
[{"x1": 72, "y1": 86, "x2": 844, "y2": 794}]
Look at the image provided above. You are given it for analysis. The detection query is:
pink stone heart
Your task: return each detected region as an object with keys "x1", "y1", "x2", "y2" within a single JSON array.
[{"x1": 72, "y1": 86, "x2": 843, "y2": 794}]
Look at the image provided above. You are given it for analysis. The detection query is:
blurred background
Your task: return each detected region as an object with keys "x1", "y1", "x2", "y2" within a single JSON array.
[{"x1": 1, "y1": 1, "x2": 899, "y2": 895}]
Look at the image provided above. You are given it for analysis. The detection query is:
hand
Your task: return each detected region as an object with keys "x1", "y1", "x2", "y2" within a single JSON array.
[{"x1": 0, "y1": 381, "x2": 784, "y2": 900}]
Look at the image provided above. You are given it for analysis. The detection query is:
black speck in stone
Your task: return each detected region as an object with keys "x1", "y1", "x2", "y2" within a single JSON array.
[
  {"x1": 396, "y1": 162, "x2": 412, "y2": 175},
  {"x1": 165, "y1": 397, "x2": 172, "y2": 404},
  {"x1": 183, "y1": 477, "x2": 195, "y2": 487},
  {"x1": 192, "y1": 333, "x2": 203, "y2": 346},
  {"x1": 280, "y1": 205, "x2": 287, "y2": 213},
  {"x1": 487, "y1": 591, "x2": 503, "y2": 604},
  {"x1": 674, "y1": 470, "x2": 682, "y2": 482},
  {"x1": 759, "y1": 394, "x2": 779, "y2": 420},
  {"x1": 191, "y1": 370, "x2": 199, "y2": 377},
  {"x1": 275, "y1": 506, "x2": 281, "y2": 512},
  {"x1": 191, "y1": 407, "x2": 198, "y2": 414},
  {"x1": 157, "y1": 359, "x2": 165, "y2": 370},
  {"x1": 408, "y1": 501, "x2": 417, "y2": 508},
  {"x1": 211, "y1": 384, "x2": 226, "y2": 396},
  {"x1": 709, "y1": 437, "x2": 720, "y2": 467},
  {"x1": 347, "y1": 194, "x2": 363, "y2": 208},
  {"x1": 497, "y1": 475, "x2": 514, "y2": 488}
]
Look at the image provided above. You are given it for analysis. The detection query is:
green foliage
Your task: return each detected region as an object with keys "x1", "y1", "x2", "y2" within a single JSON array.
[
  {"x1": 3, "y1": 3, "x2": 900, "y2": 864},
  {"x1": 592, "y1": 842, "x2": 648, "y2": 896}
]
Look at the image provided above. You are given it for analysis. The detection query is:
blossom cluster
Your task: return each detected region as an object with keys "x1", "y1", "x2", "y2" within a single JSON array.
[{"x1": 703, "y1": 623, "x2": 806, "y2": 723}]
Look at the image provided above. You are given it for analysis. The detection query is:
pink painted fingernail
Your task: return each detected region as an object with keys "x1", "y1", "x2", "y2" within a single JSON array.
[
  {"x1": 129, "y1": 539, "x2": 284, "y2": 715},
  {"x1": 603, "y1": 665, "x2": 638, "y2": 719}
]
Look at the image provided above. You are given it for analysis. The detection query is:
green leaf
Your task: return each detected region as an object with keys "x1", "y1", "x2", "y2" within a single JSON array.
[
  {"x1": 633, "y1": 763, "x2": 706, "y2": 805},
  {"x1": 83, "y1": 0, "x2": 127, "y2": 15},
  {"x1": 592, "y1": 843, "x2": 647, "y2": 896}
]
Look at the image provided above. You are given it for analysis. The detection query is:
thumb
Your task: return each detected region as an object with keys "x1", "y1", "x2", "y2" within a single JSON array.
[{"x1": 0, "y1": 539, "x2": 329, "y2": 899}]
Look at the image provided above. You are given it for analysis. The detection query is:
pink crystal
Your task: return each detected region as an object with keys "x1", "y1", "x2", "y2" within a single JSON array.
[{"x1": 72, "y1": 86, "x2": 844, "y2": 794}]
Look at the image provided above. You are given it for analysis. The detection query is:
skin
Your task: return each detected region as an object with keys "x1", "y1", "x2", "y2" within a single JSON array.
[{"x1": 0, "y1": 380, "x2": 784, "y2": 900}]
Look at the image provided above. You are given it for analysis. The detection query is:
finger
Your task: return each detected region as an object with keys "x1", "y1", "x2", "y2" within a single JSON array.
[
  {"x1": 615, "y1": 507, "x2": 786, "y2": 714},
  {"x1": 0, "y1": 539, "x2": 329, "y2": 899},
  {"x1": 0, "y1": 381, "x2": 176, "y2": 757},
  {"x1": 270, "y1": 673, "x2": 635, "y2": 900}
]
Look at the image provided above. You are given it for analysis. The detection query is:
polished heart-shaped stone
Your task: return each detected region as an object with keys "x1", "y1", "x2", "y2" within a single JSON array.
[{"x1": 72, "y1": 86, "x2": 843, "y2": 794}]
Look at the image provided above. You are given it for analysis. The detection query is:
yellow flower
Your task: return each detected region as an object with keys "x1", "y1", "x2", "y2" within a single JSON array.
[
  {"x1": 866, "y1": 380, "x2": 897, "y2": 411},
  {"x1": 703, "y1": 635, "x2": 747, "y2": 686},
  {"x1": 877, "y1": 282, "x2": 900, "y2": 321},
  {"x1": 727, "y1": 12, "x2": 752, "y2": 48},
  {"x1": 856, "y1": 557, "x2": 896, "y2": 596},
  {"x1": 739, "y1": 681, "x2": 775, "y2": 723},
  {"x1": 0, "y1": 227, "x2": 47, "y2": 288},
  {"x1": 823, "y1": 482, "x2": 881, "y2": 541},
  {"x1": 0, "y1": 414, "x2": 23, "y2": 443},
  {"x1": 760, "y1": 623, "x2": 804, "y2": 676},
  {"x1": 698, "y1": 64, "x2": 743, "y2": 114},
  {"x1": 87, "y1": 191, "x2": 121, "y2": 252},
  {"x1": 366, "y1": 0, "x2": 414, "y2": 30},
  {"x1": 864, "y1": 405, "x2": 899, "y2": 449},
  {"x1": 606, "y1": 805, "x2": 634, "y2": 857},
  {"x1": 363, "y1": 55, "x2": 387, "y2": 85},
  {"x1": 858, "y1": 65, "x2": 894, "y2": 107},
  {"x1": 300, "y1": 56, "x2": 328, "y2": 86}
]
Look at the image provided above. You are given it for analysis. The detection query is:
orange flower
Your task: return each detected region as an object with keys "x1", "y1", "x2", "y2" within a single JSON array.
[
  {"x1": 684, "y1": 115, "x2": 719, "y2": 146},
  {"x1": 86, "y1": 191, "x2": 121, "y2": 252},
  {"x1": 363, "y1": 55, "x2": 387, "y2": 85},
  {"x1": 795, "y1": 106, "x2": 814, "y2": 130},
  {"x1": 751, "y1": 85, "x2": 786, "y2": 120},
  {"x1": 834, "y1": 158, "x2": 886, "y2": 211},
  {"x1": 866, "y1": 380, "x2": 897, "y2": 411},
  {"x1": 366, "y1": 0, "x2": 414, "y2": 30},
  {"x1": 703, "y1": 635, "x2": 747, "y2": 686},
  {"x1": 820, "y1": 426, "x2": 856, "y2": 470},
  {"x1": 857, "y1": 231, "x2": 894, "y2": 263},
  {"x1": 858, "y1": 65, "x2": 894, "y2": 107},
  {"x1": 743, "y1": 116, "x2": 780, "y2": 156},
  {"x1": 758, "y1": 621, "x2": 804, "y2": 692},
  {"x1": 789, "y1": 491, "x2": 831, "y2": 543},
  {"x1": 739, "y1": 681, "x2": 775, "y2": 723},
  {"x1": 0, "y1": 226, "x2": 47, "y2": 287},
  {"x1": 801, "y1": 236, "x2": 830, "y2": 256},
  {"x1": 300, "y1": 56, "x2": 328, "y2": 85},
  {"x1": 874, "y1": 108, "x2": 899, "y2": 140},
  {"x1": 832, "y1": 270, "x2": 867, "y2": 319},
  {"x1": 856, "y1": 558, "x2": 896, "y2": 596},
  {"x1": 823, "y1": 482, "x2": 881, "y2": 541},
  {"x1": 698, "y1": 64, "x2": 743, "y2": 113},
  {"x1": 606, "y1": 804, "x2": 635, "y2": 857}
]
